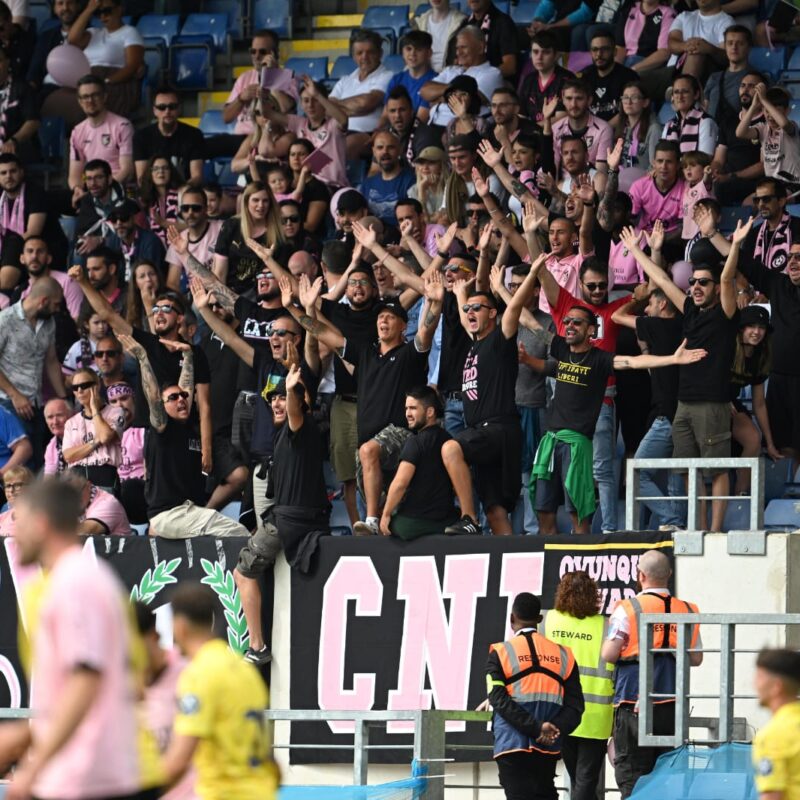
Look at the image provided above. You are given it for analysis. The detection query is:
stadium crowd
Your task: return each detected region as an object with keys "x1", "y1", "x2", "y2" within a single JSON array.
[{"x1": 0, "y1": 0, "x2": 797, "y2": 655}]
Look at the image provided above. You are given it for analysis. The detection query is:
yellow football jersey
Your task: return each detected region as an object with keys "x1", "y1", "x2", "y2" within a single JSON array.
[
  {"x1": 753, "y1": 701, "x2": 800, "y2": 800},
  {"x1": 174, "y1": 639, "x2": 277, "y2": 800}
]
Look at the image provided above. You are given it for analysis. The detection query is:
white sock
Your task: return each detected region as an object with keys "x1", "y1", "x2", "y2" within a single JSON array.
[{"x1": 365, "y1": 516, "x2": 379, "y2": 527}]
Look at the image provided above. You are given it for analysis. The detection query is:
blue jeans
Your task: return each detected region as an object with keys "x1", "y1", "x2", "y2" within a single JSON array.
[
  {"x1": 634, "y1": 416, "x2": 685, "y2": 528},
  {"x1": 444, "y1": 396, "x2": 466, "y2": 436},
  {"x1": 593, "y1": 402, "x2": 619, "y2": 532},
  {"x1": 512, "y1": 406, "x2": 545, "y2": 534}
]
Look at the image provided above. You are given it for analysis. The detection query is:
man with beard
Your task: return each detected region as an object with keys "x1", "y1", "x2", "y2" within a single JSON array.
[
  {"x1": 69, "y1": 265, "x2": 214, "y2": 479},
  {"x1": 27, "y1": 0, "x2": 80, "y2": 95},
  {"x1": 165, "y1": 189, "x2": 223, "y2": 294},
  {"x1": 73, "y1": 159, "x2": 126, "y2": 256},
  {"x1": 621, "y1": 222, "x2": 741, "y2": 533},
  {"x1": 17, "y1": 236, "x2": 84, "y2": 320},
  {"x1": 104, "y1": 198, "x2": 166, "y2": 280},
  {"x1": 381, "y1": 86, "x2": 422, "y2": 165},
  {"x1": 0, "y1": 278, "x2": 67, "y2": 469},
  {"x1": 0, "y1": 479, "x2": 142, "y2": 800},
  {"x1": 360, "y1": 132, "x2": 415, "y2": 228},
  {"x1": 742, "y1": 179, "x2": 800, "y2": 273},
  {"x1": 93, "y1": 334, "x2": 127, "y2": 394},
  {"x1": 580, "y1": 31, "x2": 637, "y2": 122},
  {"x1": 43, "y1": 397, "x2": 71, "y2": 476},
  {"x1": 82, "y1": 247, "x2": 126, "y2": 316},
  {"x1": 379, "y1": 386, "x2": 458, "y2": 539},
  {"x1": 711, "y1": 70, "x2": 766, "y2": 205}
]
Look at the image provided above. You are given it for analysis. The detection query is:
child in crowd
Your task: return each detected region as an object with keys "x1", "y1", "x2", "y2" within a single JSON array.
[
  {"x1": 62, "y1": 306, "x2": 110, "y2": 387},
  {"x1": 265, "y1": 163, "x2": 310, "y2": 204},
  {"x1": 681, "y1": 151, "x2": 714, "y2": 241},
  {"x1": 384, "y1": 30, "x2": 437, "y2": 119}
]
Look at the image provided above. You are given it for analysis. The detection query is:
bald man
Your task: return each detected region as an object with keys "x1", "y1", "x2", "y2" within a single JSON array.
[
  {"x1": 43, "y1": 397, "x2": 73, "y2": 475},
  {"x1": 601, "y1": 550, "x2": 702, "y2": 798},
  {"x1": 287, "y1": 251, "x2": 319, "y2": 281},
  {"x1": 360, "y1": 131, "x2": 416, "y2": 227},
  {"x1": 0, "y1": 276, "x2": 67, "y2": 467}
]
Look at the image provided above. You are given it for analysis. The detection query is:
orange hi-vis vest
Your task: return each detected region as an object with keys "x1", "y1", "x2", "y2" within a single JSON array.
[
  {"x1": 488, "y1": 631, "x2": 576, "y2": 757},
  {"x1": 614, "y1": 591, "x2": 700, "y2": 705}
]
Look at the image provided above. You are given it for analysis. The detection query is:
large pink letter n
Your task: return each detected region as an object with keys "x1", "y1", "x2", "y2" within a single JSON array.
[
  {"x1": 388, "y1": 554, "x2": 490, "y2": 732},
  {"x1": 318, "y1": 557, "x2": 383, "y2": 734}
]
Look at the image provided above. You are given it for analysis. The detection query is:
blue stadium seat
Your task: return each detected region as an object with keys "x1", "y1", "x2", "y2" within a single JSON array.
[
  {"x1": 285, "y1": 56, "x2": 329, "y2": 82},
  {"x1": 494, "y1": 0, "x2": 510, "y2": 12},
  {"x1": 722, "y1": 500, "x2": 751, "y2": 532},
  {"x1": 199, "y1": 109, "x2": 235, "y2": 135},
  {"x1": 330, "y1": 55, "x2": 356, "y2": 81},
  {"x1": 143, "y1": 46, "x2": 164, "y2": 88},
  {"x1": 362, "y1": 5, "x2": 410, "y2": 50},
  {"x1": 252, "y1": 0, "x2": 291, "y2": 38},
  {"x1": 789, "y1": 102, "x2": 800, "y2": 126},
  {"x1": 28, "y1": 1, "x2": 53, "y2": 29},
  {"x1": 215, "y1": 159, "x2": 241, "y2": 188},
  {"x1": 719, "y1": 206, "x2": 753, "y2": 234},
  {"x1": 59, "y1": 215, "x2": 77, "y2": 243},
  {"x1": 764, "y1": 498, "x2": 800, "y2": 530},
  {"x1": 204, "y1": 0, "x2": 244, "y2": 39},
  {"x1": 174, "y1": 13, "x2": 230, "y2": 54},
  {"x1": 788, "y1": 203, "x2": 800, "y2": 216},
  {"x1": 510, "y1": 0, "x2": 539, "y2": 24},
  {"x1": 658, "y1": 102, "x2": 674, "y2": 124},
  {"x1": 384, "y1": 53, "x2": 405, "y2": 74},
  {"x1": 27, "y1": 116, "x2": 65, "y2": 190},
  {"x1": 170, "y1": 46, "x2": 213, "y2": 90},
  {"x1": 750, "y1": 46, "x2": 787, "y2": 82},
  {"x1": 346, "y1": 158, "x2": 368, "y2": 188},
  {"x1": 414, "y1": 2, "x2": 431, "y2": 15},
  {"x1": 137, "y1": 13, "x2": 181, "y2": 48}
]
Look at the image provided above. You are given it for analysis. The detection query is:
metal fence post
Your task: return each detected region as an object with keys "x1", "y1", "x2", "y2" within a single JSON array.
[
  {"x1": 625, "y1": 459, "x2": 639, "y2": 532},
  {"x1": 413, "y1": 711, "x2": 446, "y2": 800},
  {"x1": 687, "y1": 466, "x2": 698, "y2": 531},
  {"x1": 674, "y1": 622, "x2": 689, "y2": 744},
  {"x1": 353, "y1": 719, "x2": 369, "y2": 786},
  {"x1": 751, "y1": 458, "x2": 765, "y2": 531},
  {"x1": 719, "y1": 623, "x2": 735, "y2": 743},
  {"x1": 638, "y1": 615, "x2": 655, "y2": 746}
]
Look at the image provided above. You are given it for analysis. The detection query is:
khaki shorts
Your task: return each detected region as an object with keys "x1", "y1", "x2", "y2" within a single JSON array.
[
  {"x1": 149, "y1": 500, "x2": 249, "y2": 538},
  {"x1": 355, "y1": 423, "x2": 413, "y2": 502},
  {"x1": 671, "y1": 401, "x2": 731, "y2": 477},
  {"x1": 329, "y1": 396, "x2": 358, "y2": 482}
]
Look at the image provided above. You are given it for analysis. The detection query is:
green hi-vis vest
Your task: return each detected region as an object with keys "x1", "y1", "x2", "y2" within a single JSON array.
[{"x1": 543, "y1": 610, "x2": 614, "y2": 739}]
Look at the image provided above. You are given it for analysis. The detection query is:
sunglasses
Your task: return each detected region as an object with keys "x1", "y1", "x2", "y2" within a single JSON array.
[
  {"x1": 94, "y1": 349, "x2": 120, "y2": 358},
  {"x1": 250, "y1": 47, "x2": 272, "y2": 56},
  {"x1": 180, "y1": 203, "x2": 204, "y2": 213},
  {"x1": 755, "y1": 195, "x2": 776, "y2": 203},
  {"x1": 164, "y1": 391, "x2": 189, "y2": 403},
  {"x1": 687, "y1": 277, "x2": 716, "y2": 287},
  {"x1": 3, "y1": 482, "x2": 27, "y2": 492},
  {"x1": 583, "y1": 281, "x2": 608, "y2": 291},
  {"x1": 348, "y1": 278, "x2": 371, "y2": 287},
  {"x1": 281, "y1": 215, "x2": 301, "y2": 224},
  {"x1": 442, "y1": 263, "x2": 471, "y2": 274},
  {"x1": 72, "y1": 381, "x2": 97, "y2": 392},
  {"x1": 109, "y1": 213, "x2": 132, "y2": 223},
  {"x1": 151, "y1": 304, "x2": 178, "y2": 314},
  {"x1": 562, "y1": 316, "x2": 590, "y2": 326},
  {"x1": 462, "y1": 303, "x2": 493, "y2": 312},
  {"x1": 154, "y1": 102, "x2": 179, "y2": 111},
  {"x1": 268, "y1": 328, "x2": 293, "y2": 337}
]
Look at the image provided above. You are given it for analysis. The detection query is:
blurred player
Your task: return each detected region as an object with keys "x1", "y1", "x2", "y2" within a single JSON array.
[{"x1": 161, "y1": 583, "x2": 278, "y2": 800}]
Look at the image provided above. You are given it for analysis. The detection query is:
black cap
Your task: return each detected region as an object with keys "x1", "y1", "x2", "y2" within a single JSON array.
[
  {"x1": 266, "y1": 379, "x2": 287, "y2": 401},
  {"x1": 444, "y1": 74, "x2": 479, "y2": 100},
  {"x1": 739, "y1": 304, "x2": 772, "y2": 331},
  {"x1": 376, "y1": 301, "x2": 408, "y2": 323},
  {"x1": 337, "y1": 189, "x2": 367, "y2": 214},
  {"x1": 108, "y1": 198, "x2": 140, "y2": 220}
]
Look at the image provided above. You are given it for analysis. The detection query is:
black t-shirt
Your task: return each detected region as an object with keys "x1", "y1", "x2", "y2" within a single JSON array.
[
  {"x1": 730, "y1": 350, "x2": 768, "y2": 400},
  {"x1": 251, "y1": 351, "x2": 319, "y2": 459},
  {"x1": 232, "y1": 296, "x2": 286, "y2": 394},
  {"x1": 718, "y1": 116, "x2": 761, "y2": 173},
  {"x1": 132, "y1": 122, "x2": 205, "y2": 180},
  {"x1": 615, "y1": 0, "x2": 667, "y2": 57},
  {"x1": 462, "y1": 326, "x2": 519, "y2": 427},
  {"x1": 739, "y1": 255, "x2": 800, "y2": 376},
  {"x1": 398, "y1": 424, "x2": 456, "y2": 520},
  {"x1": 519, "y1": 65, "x2": 575, "y2": 126},
  {"x1": 201, "y1": 329, "x2": 242, "y2": 436},
  {"x1": 439, "y1": 292, "x2": 472, "y2": 394},
  {"x1": 321, "y1": 298, "x2": 379, "y2": 396},
  {"x1": 273, "y1": 415, "x2": 329, "y2": 509},
  {"x1": 581, "y1": 62, "x2": 639, "y2": 122},
  {"x1": 636, "y1": 315, "x2": 684, "y2": 423},
  {"x1": 678, "y1": 297, "x2": 739, "y2": 403},
  {"x1": 214, "y1": 218, "x2": 270, "y2": 296},
  {"x1": 545, "y1": 336, "x2": 615, "y2": 438},
  {"x1": 343, "y1": 339, "x2": 429, "y2": 444},
  {"x1": 298, "y1": 176, "x2": 330, "y2": 228},
  {"x1": 449, "y1": 5, "x2": 519, "y2": 69},
  {"x1": 144, "y1": 417, "x2": 204, "y2": 516},
  {"x1": 131, "y1": 329, "x2": 211, "y2": 428}
]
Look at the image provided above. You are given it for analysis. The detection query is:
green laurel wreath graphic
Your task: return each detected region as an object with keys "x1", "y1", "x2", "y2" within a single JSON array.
[
  {"x1": 130, "y1": 557, "x2": 182, "y2": 604},
  {"x1": 200, "y1": 558, "x2": 250, "y2": 655}
]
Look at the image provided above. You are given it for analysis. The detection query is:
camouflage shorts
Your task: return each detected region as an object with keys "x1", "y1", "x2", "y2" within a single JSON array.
[{"x1": 355, "y1": 424, "x2": 412, "y2": 502}]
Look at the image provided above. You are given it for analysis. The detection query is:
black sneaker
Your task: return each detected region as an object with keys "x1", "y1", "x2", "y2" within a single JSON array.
[
  {"x1": 243, "y1": 645, "x2": 272, "y2": 665},
  {"x1": 444, "y1": 515, "x2": 481, "y2": 535}
]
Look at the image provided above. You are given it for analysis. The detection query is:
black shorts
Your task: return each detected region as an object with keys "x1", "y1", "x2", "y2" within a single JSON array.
[
  {"x1": 767, "y1": 372, "x2": 800, "y2": 454},
  {"x1": 455, "y1": 421, "x2": 522, "y2": 512},
  {"x1": 533, "y1": 440, "x2": 585, "y2": 515},
  {"x1": 212, "y1": 433, "x2": 248, "y2": 483}
]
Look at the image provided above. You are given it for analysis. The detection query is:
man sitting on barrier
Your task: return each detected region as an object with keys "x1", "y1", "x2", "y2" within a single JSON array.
[{"x1": 601, "y1": 549, "x2": 702, "y2": 799}]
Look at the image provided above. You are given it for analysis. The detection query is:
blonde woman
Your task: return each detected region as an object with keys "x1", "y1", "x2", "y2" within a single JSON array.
[
  {"x1": 212, "y1": 181, "x2": 283, "y2": 294},
  {"x1": 408, "y1": 146, "x2": 449, "y2": 223}
]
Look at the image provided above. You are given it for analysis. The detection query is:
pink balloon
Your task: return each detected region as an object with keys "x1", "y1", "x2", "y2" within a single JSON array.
[
  {"x1": 46, "y1": 44, "x2": 91, "y2": 90},
  {"x1": 671, "y1": 260, "x2": 693, "y2": 292}
]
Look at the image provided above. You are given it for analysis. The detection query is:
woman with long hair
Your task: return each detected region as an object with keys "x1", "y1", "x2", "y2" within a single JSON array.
[
  {"x1": 286, "y1": 138, "x2": 331, "y2": 234},
  {"x1": 661, "y1": 74, "x2": 718, "y2": 157},
  {"x1": 444, "y1": 133, "x2": 499, "y2": 226},
  {"x1": 213, "y1": 181, "x2": 283, "y2": 294},
  {"x1": 231, "y1": 98, "x2": 296, "y2": 181},
  {"x1": 544, "y1": 571, "x2": 613, "y2": 800},
  {"x1": 730, "y1": 305, "x2": 782, "y2": 493},
  {"x1": 125, "y1": 260, "x2": 164, "y2": 333},
  {"x1": 138, "y1": 156, "x2": 183, "y2": 247},
  {"x1": 613, "y1": 81, "x2": 663, "y2": 172}
]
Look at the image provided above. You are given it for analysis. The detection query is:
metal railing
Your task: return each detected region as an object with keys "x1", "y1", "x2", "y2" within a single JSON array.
[
  {"x1": 625, "y1": 457, "x2": 764, "y2": 532},
  {"x1": 637, "y1": 612, "x2": 800, "y2": 748}
]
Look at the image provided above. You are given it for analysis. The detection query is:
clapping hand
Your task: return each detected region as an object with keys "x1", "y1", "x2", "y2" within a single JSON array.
[
  {"x1": 606, "y1": 138, "x2": 624, "y2": 173},
  {"x1": 478, "y1": 139, "x2": 503, "y2": 169},
  {"x1": 643, "y1": 219, "x2": 664, "y2": 252},
  {"x1": 298, "y1": 274, "x2": 323, "y2": 312}
]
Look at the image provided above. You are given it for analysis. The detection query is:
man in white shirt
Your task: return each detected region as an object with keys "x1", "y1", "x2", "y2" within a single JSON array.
[
  {"x1": 329, "y1": 29, "x2": 393, "y2": 159},
  {"x1": 667, "y1": 0, "x2": 734, "y2": 79},
  {"x1": 420, "y1": 25, "x2": 504, "y2": 127}
]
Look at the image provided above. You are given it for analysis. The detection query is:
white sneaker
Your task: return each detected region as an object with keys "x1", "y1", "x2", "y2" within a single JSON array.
[{"x1": 353, "y1": 519, "x2": 379, "y2": 536}]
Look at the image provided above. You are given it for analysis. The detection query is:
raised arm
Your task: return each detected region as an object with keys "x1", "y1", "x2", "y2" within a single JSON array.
[
  {"x1": 735, "y1": 88, "x2": 763, "y2": 141},
  {"x1": 189, "y1": 277, "x2": 254, "y2": 367},
  {"x1": 245, "y1": 237, "x2": 298, "y2": 295},
  {"x1": 353, "y1": 220, "x2": 425, "y2": 294},
  {"x1": 159, "y1": 341, "x2": 196, "y2": 415},
  {"x1": 472, "y1": 168, "x2": 529, "y2": 260},
  {"x1": 575, "y1": 176, "x2": 596, "y2": 257},
  {"x1": 477, "y1": 139, "x2": 536, "y2": 205},
  {"x1": 501, "y1": 254, "x2": 546, "y2": 339},
  {"x1": 118, "y1": 334, "x2": 166, "y2": 432},
  {"x1": 299, "y1": 77, "x2": 348, "y2": 129},
  {"x1": 619, "y1": 226, "x2": 687, "y2": 310},
  {"x1": 597, "y1": 139, "x2": 622, "y2": 233},
  {"x1": 610, "y1": 287, "x2": 649, "y2": 330},
  {"x1": 284, "y1": 363, "x2": 306, "y2": 432},
  {"x1": 720, "y1": 217, "x2": 754, "y2": 319},
  {"x1": 289, "y1": 275, "x2": 346, "y2": 351},
  {"x1": 414, "y1": 271, "x2": 445, "y2": 353},
  {"x1": 613, "y1": 338, "x2": 707, "y2": 370},
  {"x1": 67, "y1": 265, "x2": 132, "y2": 336}
]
